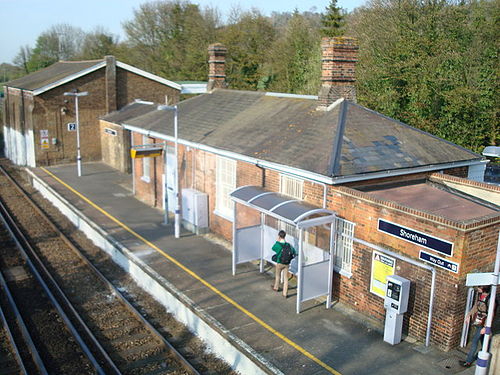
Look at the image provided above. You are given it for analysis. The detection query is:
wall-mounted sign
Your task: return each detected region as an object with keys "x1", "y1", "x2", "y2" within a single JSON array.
[
  {"x1": 378, "y1": 219, "x2": 454, "y2": 257},
  {"x1": 67, "y1": 123, "x2": 77, "y2": 131},
  {"x1": 40, "y1": 130, "x2": 49, "y2": 149},
  {"x1": 104, "y1": 128, "x2": 117, "y2": 136},
  {"x1": 419, "y1": 251, "x2": 459, "y2": 273},
  {"x1": 370, "y1": 251, "x2": 396, "y2": 298}
]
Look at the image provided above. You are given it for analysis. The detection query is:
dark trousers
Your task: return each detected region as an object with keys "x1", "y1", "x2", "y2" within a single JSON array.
[{"x1": 465, "y1": 325, "x2": 484, "y2": 364}]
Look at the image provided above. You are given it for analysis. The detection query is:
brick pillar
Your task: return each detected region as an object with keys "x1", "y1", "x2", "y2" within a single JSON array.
[
  {"x1": 207, "y1": 43, "x2": 227, "y2": 91},
  {"x1": 105, "y1": 55, "x2": 117, "y2": 113},
  {"x1": 317, "y1": 37, "x2": 358, "y2": 109}
]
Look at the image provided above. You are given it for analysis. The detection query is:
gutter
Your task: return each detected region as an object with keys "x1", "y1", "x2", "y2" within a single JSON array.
[{"x1": 121, "y1": 124, "x2": 486, "y2": 186}]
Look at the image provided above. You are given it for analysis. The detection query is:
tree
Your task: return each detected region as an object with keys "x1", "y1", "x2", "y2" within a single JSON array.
[
  {"x1": 266, "y1": 10, "x2": 321, "y2": 94},
  {"x1": 13, "y1": 45, "x2": 32, "y2": 74},
  {"x1": 122, "y1": 0, "x2": 218, "y2": 80},
  {"x1": 321, "y1": 0, "x2": 345, "y2": 37},
  {"x1": 26, "y1": 24, "x2": 84, "y2": 71},
  {"x1": 218, "y1": 8, "x2": 276, "y2": 90},
  {"x1": 348, "y1": 0, "x2": 498, "y2": 151},
  {"x1": 79, "y1": 27, "x2": 118, "y2": 59}
]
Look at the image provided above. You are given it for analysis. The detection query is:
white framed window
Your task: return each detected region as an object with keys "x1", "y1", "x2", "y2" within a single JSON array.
[
  {"x1": 141, "y1": 135, "x2": 151, "y2": 183},
  {"x1": 215, "y1": 156, "x2": 236, "y2": 220},
  {"x1": 280, "y1": 174, "x2": 303, "y2": 200},
  {"x1": 279, "y1": 174, "x2": 303, "y2": 237},
  {"x1": 334, "y1": 218, "x2": 355, "y2": 275}
]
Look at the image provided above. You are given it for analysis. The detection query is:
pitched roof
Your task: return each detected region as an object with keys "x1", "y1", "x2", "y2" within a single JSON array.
[
  {"x1": 6, "y1": 60, "x2": 103, "y2": 92},
  {"x1": 122, "y1": 89, "x2": 482, "y2": 181},
  {"x1": 101, "y1": 100, "x2": 156, "y2": 124},
  {"x1": 5, "y1": 59, "x2": 181, "y2": 95}
]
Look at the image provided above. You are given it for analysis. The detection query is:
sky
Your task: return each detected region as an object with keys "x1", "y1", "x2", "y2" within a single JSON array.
[{"x1": 0, "y1": 0, "x2": 367, "y2": 64}]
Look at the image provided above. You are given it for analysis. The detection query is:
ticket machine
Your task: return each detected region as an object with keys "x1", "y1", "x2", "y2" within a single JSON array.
[{"x1": 384, "y1": 275, "x2": 410, "y2": 345}]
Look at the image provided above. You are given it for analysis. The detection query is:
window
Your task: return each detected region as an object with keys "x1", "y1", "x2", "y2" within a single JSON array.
[
  {"x1": 334, "y1": 218, "x2": 355, "y2": 275},
  {"x1": 279, "y1": 174, "x2": 303, "y2": 238},
  {"x1": 216, "y1": 156, "x2": 236, "y2": 219},
  {"x1": 280, "y1": 174, "x2": 303, "y2": 200},
  {"x1": 141, "y1": 135, "x2": 151, "y2": 183}
]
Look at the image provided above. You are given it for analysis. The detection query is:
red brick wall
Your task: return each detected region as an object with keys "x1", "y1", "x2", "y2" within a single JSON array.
[
  {"x1": 116, "y1": 68, "x2": 180, "y2": 108},
  {"x1": 129, "y1": 138, "x2": 500, "y2": 350},
  {"x1": 4, "y1": 65, "x2": 180, "y2": 167}
]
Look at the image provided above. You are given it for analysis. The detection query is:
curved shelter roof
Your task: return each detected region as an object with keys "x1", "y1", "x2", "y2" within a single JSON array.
[{"x1": 230, "y1": 186, "x2": 336, "y2": 228}]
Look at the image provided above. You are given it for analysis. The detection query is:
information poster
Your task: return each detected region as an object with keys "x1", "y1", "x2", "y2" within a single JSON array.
[
  {"x1": 370, "y1": 251, "x2": 396, "y2": 298},
  {"x1": 40, "y1": 129, "x2": 49, "y2": 149}
]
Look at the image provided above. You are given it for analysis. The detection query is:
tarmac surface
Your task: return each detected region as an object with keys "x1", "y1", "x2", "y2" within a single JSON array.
[{"x1": 29, "y1": 162, "x2": 478, "y2": 375}]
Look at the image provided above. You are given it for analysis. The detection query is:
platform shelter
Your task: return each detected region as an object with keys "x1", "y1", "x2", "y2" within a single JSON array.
[{"x1": 230, "y1": 185, "x2": 342, "y2": 313}]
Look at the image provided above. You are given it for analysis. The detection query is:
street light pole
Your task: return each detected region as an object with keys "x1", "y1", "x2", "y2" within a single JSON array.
[
  {"x1": 158, "y1": 105, "x2": 181, "y2": 239},
  {"x1": 64, "y1": 91, "x2": 88, "y2": 177}
]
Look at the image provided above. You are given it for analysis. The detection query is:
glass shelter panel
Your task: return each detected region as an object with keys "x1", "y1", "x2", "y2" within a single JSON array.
[{"x1": 234, "y1": 202, "x2": 261, "y2": 264}]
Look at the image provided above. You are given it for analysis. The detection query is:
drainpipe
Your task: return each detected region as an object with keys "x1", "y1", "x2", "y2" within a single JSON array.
[{"x1": 426, "y1": 267, "x2": 436, "y2": 347}]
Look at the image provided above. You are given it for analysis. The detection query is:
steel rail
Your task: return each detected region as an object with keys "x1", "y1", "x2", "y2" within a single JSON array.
[
  {"x1": 0, "y1": 186, "x2": 109, "y2": 375},
  {"x1": 0, "y1": 165, "x2": 201, "y2": 375},
  {"x1": 0, "y1": 261, "x2": 40, "y2": 375}
]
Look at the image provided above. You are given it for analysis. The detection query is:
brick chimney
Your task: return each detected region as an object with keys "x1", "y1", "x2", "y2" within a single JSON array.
[
  {"x1": 317, "y1": 37, "x2": 358, "y2": 109},
  {"x1": 207, "y1": 43, "x2": 227, "y2": 91},
  {"x1": 105, "y1": 55, "x2": 117, "y2": 113}
]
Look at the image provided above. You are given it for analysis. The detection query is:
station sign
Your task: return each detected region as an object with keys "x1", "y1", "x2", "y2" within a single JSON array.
[
  {"x1": 104, "y1": 128, "x2": 117, "y2": 136},
  {"x1": 67, "y1": 123, "x2": 77, "y2": 131},
  {"x1": 130, "y1": 147, "x2": 163, "y2": 159},
  {"x1": 378, "y1": 219, "x2": 454, "y2": 257},
  {"x1": 419, "y1": 250, "x2": 459, "y2": 273}
]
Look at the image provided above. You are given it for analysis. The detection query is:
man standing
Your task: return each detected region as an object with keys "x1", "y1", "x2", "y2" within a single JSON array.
[
  {"x1": 460, "y1": 285, "x2": 492, "y2": 367},
  {"x1": 271, "y1": 230, "x2": 296, "y2": 299}
]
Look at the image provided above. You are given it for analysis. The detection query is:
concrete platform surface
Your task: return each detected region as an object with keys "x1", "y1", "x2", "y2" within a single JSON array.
[{"x1": 29, "y1": 162, "x2": 478, "y2": 375}]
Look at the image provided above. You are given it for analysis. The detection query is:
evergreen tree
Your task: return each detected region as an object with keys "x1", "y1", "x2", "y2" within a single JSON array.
[{"x1": 321, "y1": 0, "x2": 345, "y2": 37}]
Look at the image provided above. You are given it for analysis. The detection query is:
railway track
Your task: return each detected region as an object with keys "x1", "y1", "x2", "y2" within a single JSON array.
[
  {"x1": 0, "y1": 197, "x2": 96, "y2": 374},
  {"x1": 0, "y1": 161, "x2": 236, "y2": 375}
]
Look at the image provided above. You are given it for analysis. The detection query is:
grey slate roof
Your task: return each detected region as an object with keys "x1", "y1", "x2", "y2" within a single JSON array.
[
  {"x1": 101, "y1": 101, "x2": 156, "y2": 124},
  {"x1": 122, "y1": 89, "x2": 482, "y2": 179},
  {"x1": 5, "y1": 60, "x2": 102, "y2": 91}
]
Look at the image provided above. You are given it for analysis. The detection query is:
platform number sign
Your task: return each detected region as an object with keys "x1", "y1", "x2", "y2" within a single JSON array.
[{"x1": 67, "y1": 123, "x2": 77, "y2": 131}]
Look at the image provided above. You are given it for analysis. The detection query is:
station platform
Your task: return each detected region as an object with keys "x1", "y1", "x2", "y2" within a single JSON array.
[{"x1": 28, "y1": 162, "x2": 477, "y2": 375}]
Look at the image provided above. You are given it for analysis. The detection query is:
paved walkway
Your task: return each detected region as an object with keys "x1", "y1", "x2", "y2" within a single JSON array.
[{"x1": 30, "y1": 162, "x2": 476, "y2": 375}]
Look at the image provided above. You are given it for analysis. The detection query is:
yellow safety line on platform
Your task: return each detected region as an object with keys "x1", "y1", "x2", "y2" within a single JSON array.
[{"x1": 40, "y1": 167, "x2": 341, "y2": 375}]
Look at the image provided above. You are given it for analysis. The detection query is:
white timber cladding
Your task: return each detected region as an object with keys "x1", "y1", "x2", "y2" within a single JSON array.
[
  {"x1": 334, "y1": 218, "x2": 355, "y2": 274},
  {"x1": 141, "y1": 135, "x2": 151, "y2": 183},
  {"x1": 216, "y1": 156, "x2": 236, "y2": 219},
  {"x1": 279, "y1": 174, "x2": 303, "y2": 237}
]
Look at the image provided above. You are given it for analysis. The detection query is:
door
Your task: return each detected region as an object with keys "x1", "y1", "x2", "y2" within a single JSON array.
[{"x1": 164, "y1": 146, "x2": 176, "y2": 213}]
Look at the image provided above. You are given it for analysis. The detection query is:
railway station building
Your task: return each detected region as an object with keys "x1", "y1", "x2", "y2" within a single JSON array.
[
  {"x1": 102, "y1": 38, "x2": 500, "y2": 350},
  {"x1": 2, "y1": 56, "x2": 182, "y2": 168}
]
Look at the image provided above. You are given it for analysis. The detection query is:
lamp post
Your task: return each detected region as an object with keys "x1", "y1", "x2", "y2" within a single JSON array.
[
  {"x1": 157, "y1": 105, "x2": 181, "y2": 239},
  {"x1": 64, "y1": 91, "x2": 88, "y2": 177}
]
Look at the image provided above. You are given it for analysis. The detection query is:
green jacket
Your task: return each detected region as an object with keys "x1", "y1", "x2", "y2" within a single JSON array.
[{"x1": 272, "y1": 241, "x2": 297, "y2": 264}]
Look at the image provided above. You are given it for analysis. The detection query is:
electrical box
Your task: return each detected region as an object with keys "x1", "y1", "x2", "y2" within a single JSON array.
[
  {"x1": 384, "y1": 275, "x2": 410, "y2": 314},
  {"x1": 181, "y1": 188, "x2": 208, "y2": 233}
]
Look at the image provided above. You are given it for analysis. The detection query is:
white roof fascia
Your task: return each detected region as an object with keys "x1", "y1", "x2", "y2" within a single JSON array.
[
  {"x1": 32, "y1": 61, "x2": 106, "y2": 96},
  {"x1": 181, "y1": 83, "x2": 207, "y2": 94},
  {"x1": 330, "y1": 159, "x2": 488, "y2": 184},
  {"x1": 122, "y1": 123, "x2": 335, "y2": 184},
  {"x1": 122, "y1": 123, "x2": 486, "y2": 186},
  {"x1": 116, "y1": 62, "x2": 182, "y2": 91},
  {"x1": 265, "y1": 92, "x2": 318, "y2": 100}
]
